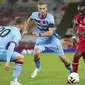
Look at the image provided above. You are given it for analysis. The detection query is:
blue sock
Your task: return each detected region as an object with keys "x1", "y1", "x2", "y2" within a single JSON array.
[
  {"x1": 12, "y1": 62, "x2": 23, "y2": 82},
  {"x1": 34, "y1": 58, "x2": 40, "y2": 69},
  {"x1": 65, "y1": 63, "x2": 72, "y2": 73}
]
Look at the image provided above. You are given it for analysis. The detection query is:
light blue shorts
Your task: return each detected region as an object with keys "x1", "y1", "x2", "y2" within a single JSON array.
[
  {"x1": 0, "y1": 49, "x2": 17, "y2": 62},
  {"x1": 34, "y1": 38, "x2": 64, "y2": 56}
]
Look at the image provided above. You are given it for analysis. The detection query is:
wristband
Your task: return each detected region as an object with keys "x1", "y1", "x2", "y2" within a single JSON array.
[{"x1": 39, "y1": 33, "x2": 41, "y2": 37}]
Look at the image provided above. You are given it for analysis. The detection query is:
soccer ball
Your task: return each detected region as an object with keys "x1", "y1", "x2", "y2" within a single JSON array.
[{"x1": 68, "y1": 72, "x2": 80, "y2": 83}]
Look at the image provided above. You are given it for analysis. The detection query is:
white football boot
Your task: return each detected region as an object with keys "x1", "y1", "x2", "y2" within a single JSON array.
[
  {"x1": 10, "y1": 81, "x2": 22, "y2": 85},
  {"x1": 31, "y1": 68, "x2": 41, "y2": 78}
]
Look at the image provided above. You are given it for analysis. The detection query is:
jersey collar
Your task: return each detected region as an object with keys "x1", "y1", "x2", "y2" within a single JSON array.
[{"x1": 38, "y1": 13, "x2": 47, "y2": 19}]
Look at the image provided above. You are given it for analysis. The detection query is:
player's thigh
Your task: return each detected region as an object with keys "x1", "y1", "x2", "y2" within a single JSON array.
[
  {"x1": 15, "y1": 52, "x2": 24, "y2": 60},
  {"x1": 50, "y1": 44, "x2": 64, "y2": 56},
  {"x1": 0, "y1": 50, "x2": 23, "y2": 62}
]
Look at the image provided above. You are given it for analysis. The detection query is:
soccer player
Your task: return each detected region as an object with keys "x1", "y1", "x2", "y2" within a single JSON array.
[
  {"x1": 72, "y1": 3, "x2": 85, "y2": 73},
  {"x1": 0, "y1": 16, "x2": 26, "y2": 85},
  {"x1": 26, "y1": 0, "x2": 72, "y2": 78}
]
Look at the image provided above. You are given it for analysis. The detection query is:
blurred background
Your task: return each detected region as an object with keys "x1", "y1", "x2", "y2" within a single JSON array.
[{"x1": 0, "y1": 0, "x2": 85, "y2": 54}]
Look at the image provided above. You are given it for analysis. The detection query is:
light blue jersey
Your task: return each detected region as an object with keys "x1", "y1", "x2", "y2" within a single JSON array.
[
  {"x1": 31, "y1": 12, "x2": 64, "y2": 56},
  {"x1": 0, "y1": 26, "x2": 21, "y2": 61}
]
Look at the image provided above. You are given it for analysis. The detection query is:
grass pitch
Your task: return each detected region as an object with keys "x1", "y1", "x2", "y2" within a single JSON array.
[{"x1": 0, "y1": 53, "x2": 85, "y2": 85}]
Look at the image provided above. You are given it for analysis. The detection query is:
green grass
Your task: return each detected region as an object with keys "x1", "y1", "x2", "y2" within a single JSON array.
[{"x1": 0, "y1": 53, "x2": 85, "y2": 85}]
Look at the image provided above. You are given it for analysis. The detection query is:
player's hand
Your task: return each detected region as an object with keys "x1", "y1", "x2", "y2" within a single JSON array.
[
  {"x1": 32, "y1": 31, "x2": 39, "y2": 37},
  {"x1": 72, "y1": 36, "x2": 77, "y2": 47},
  {"x1": 72, "y1": 36, "x2": 77, "y2": 44},
  {"x1": 5, "y1": 62, "x2": 10, "y2": 71},
  {"x1": 22, "y1": 30, "x2": 27, "y2": 37}
]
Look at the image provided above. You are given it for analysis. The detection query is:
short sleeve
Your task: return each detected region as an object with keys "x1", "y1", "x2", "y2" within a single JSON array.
[
  {"x1": 12, "y1": 29, "x2": 21, "y2": 46},
  {"x1": 48, "y1": 14, "x2": 55, "y2": 24},
  {"x1": 31, "y1": 12, "x2": 36, "y2": 20},
  {"x1": 74, "y1": 14, "x2": 80, "y2": 24}
]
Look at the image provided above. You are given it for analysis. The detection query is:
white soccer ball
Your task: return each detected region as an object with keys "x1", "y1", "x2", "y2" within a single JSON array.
[{"x1": 68, "y1": 72, "x2": 80, "y2": 83}]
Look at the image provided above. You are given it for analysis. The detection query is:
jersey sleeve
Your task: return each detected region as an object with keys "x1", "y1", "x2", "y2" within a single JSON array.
[
  {"x1": 31, "y1": 12, "x2": 36, "y2": 20},
  {"x1": 74, "y1": 14, "x2": 80, "y2": 24},
  {"x1": 11, "y1": 29, "x2": 21, "y2": 46},
  {"x1": 48, "y1": 14, "x2": 55, "y2": 24}
]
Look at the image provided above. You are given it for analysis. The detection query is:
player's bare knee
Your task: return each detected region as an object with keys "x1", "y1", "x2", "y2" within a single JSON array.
[
  {"x1": 34, "y1": 52, "x2": 39, "y2": 57},
  {"x1": 34, "y1": 49, "x2": 41, "y2": 56},
  {"x1": 33, "y1": 51, "x2": 40, "y2": 60},
  {"x1": 75, "y1": 51, "x2": 82, "y2": 57},
  {"x1": 16, "y1": 54, "x2": 24, "y2": 62}
]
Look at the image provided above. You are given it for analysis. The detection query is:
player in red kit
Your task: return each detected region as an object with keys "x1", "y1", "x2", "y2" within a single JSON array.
[{"x1": 72, "y1": 3, "x2": 85, "y2": 73}]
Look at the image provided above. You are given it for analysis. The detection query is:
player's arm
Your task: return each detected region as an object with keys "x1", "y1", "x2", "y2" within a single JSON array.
[
  {"x1": 25, "y1": 15, "x2": 34, "y2": 30},
  {"x1": 73, "y1": 20, "x2": 85, "y2": 36},
  {"x1": 26, "y1": 16, "x2": 32, "y2": 26},
  {"x1": 5, "y1": 42, "x2": 16, "y2": 71},
  {"x1": 6, "y1": 42, "x2": 16, "y2": 62},
  {"x1": 5, "y1": 31, "x2": 21, "y2": 71},
  {"x1": 73, "y1": 20, "x2": 78, "y2": 36},
  {"x1": 72, "y1": 20, "x2": 79, "y2": 45},
  {"x1": 77, "y1": 31, "x2": 85, "y2": 36},
  {"x1": 32, "y1": 24, "x2": 54, "y2": 37},
  {"x1": 40, "y1": 24, "x2": 54, "y2": 36}
]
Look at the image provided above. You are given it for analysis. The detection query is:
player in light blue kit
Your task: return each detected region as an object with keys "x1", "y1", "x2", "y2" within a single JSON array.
[
  {"x1": 0, "y1": 17, "x2": 26, "y2": 85},
  {"x1": 26, "y1": 0, "x2": 72, "y2": 78}
]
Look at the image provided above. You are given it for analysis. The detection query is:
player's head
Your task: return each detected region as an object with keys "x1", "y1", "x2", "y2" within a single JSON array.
[
  {"x1": 14, "y1": 16, "x2": 26, "y2": 32},
  {"x1": 37, "y1": 0, "x2": 47, "y2": 16},
  {"x1": 77, "y1": 3, "x2": 85, "y2": 17}
]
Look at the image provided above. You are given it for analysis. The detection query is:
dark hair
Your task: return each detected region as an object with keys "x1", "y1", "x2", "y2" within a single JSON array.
[
  {"x1": 14, "y1": 16, "x2": 25, "y2": 25},
  {"x1": 78, "y1": 3, "x2": 85, "y2": 10},
  {"x1": 77, "y1": 3, "x2": 85, "y2": 13},
  {"x1": 38, "y1": 0, "x2": 47, "y2": 5}
]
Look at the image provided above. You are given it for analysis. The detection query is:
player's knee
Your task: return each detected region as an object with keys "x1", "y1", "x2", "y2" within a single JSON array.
[
  {"x1": 73, "y1": 53, "x2": 81, "y2": 63},
  {"x1": 34, "y1": 53, "x2": 39, "y2": 60},
  {"x1": 75, "y1": 51, "x2": 82, "y2": 57},
  {"x1": 16, "y1": 54, "x2": 24, "y2": 62},
  {"x1": 34, "y1": 52, "x2": 40, "y2": 60},
  {"x1": 34, "y1": 50, "x2": 41, "y2": 56}
]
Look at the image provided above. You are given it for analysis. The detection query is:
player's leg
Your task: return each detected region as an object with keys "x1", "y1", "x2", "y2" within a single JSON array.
[
  {"x1": 31, "y1": 45, "x2": 45, "y2": 78},
  {"x1": 50, "y1": 44, "x2": 72, "y2": 73},
  {"x1": 10, "y1": 52, "x2": 24, "y2": 85},
  {"x1": 59, "y1": 55, "x2": 72, "y2": 73},
  {"x1": 72, "y1": 51, "x2": 82, "y2": 72},
  {"x1": 0, "y1": 50, "x2": 24, "y2": 85}
]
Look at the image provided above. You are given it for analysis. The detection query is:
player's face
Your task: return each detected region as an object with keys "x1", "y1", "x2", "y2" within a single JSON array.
[
  {"x1": 78, "y1": 6, "x2": 85, "y2": 17},
  {"x1": 38, "y1": 4, "x2": 47, "y2": 16},
  {"x1": 80, "y1": 10, "x2": 85, "y2": 17}
]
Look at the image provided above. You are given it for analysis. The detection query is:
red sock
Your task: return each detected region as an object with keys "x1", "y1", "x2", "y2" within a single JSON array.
[
  {"x1": 72, "y1": 55, "x2": 81, "y2": 72},
  {"x1": 72, "y1": 63, "x2": 79, "y2": 72},
  {"x1": 82, "y1": 56, "x2": 85, "y2": 62}
]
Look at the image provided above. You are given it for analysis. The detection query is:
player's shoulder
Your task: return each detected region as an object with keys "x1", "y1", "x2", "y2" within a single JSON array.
[
  {"x1": 74, "y1": 13, "x2": 81, "y2": 19},
  {"x1": 47, "y1": 12, "x2": 54, "y2": 17},
  {"x1": 32, "y1": 12, "x2": 39, "y2": 15},
  {"x1": 4, "y1": 26, "x2": 14, "y2": 32},
  {"x1": 7, "y1": 26, "x2": 20, "y2": 34}
]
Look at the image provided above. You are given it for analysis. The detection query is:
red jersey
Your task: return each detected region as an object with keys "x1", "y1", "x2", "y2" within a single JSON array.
[
  {"x1": 74, "y1": 13, "x2": 85, "y2": 53},
  {"x1": 74, "y1": 13, "x2": 85, "y2": 44}
]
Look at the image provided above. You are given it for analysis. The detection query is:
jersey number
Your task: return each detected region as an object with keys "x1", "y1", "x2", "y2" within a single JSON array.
[{"x1": 0, "y1": 27, "x2": 11, "y2": 37}]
